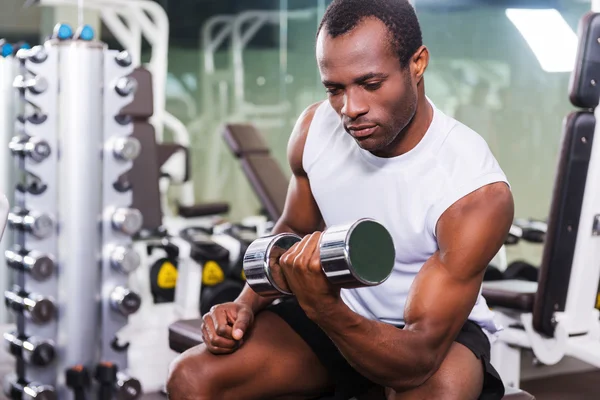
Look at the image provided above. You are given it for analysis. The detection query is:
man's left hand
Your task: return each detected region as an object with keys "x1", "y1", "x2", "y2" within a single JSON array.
[{"x1": 278, "y1": 232, "x2": 342, "y2": 318}]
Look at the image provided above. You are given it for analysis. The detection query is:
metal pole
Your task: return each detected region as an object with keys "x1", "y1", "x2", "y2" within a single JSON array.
[{"x1": 56, "y1": 41, "x2": 105, "y2": 399}]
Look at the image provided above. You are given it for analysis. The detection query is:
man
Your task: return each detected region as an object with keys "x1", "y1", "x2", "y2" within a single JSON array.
[{"x1": 167, "y1": 0, "x2": 513, "y2": 399}]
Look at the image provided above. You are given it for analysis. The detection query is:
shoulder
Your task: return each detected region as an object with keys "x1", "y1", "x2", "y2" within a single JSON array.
[
  {"x1": 432, "y1": 114, "x2": 502, "y2": 180},
  {"x1": 287, "y1": 101, "x2": 325, "y2": 176}
]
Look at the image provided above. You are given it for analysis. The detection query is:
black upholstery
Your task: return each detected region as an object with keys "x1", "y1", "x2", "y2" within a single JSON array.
[
  {"x1": 130, "y1": 123, "x2": 164, "y2": 233},
  {"x1": 482, "y1": 280, "x2": 537, "y2": 312},
  {"x1": 223, "y1": 124, "x2": 289, "y2": 221},
  {"x1": 168, "y1": 319, "x2": 203, "y2": 353},
  {"x1": 482, "y1": 112, "x2": 595, "y2": 337},
  {"x1": 533, "y1": 111, "x2": 595, "y2": 335},
  {"x1": 570, "y1": 12, "x2": 600, "y2": 109}
]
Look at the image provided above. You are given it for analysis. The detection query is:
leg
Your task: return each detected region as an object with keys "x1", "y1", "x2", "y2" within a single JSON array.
[
  {"x1": 388, "y1": 342, "x2": 484, "y2": 400},
  {"x1": 166, "y1": 311, "x2": 333, "y2": 400}
]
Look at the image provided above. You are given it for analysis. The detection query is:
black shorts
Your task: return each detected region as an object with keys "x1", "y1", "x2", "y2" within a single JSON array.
[{"x1": 267, "y1": 298, "x2": 505, "y2": 400}]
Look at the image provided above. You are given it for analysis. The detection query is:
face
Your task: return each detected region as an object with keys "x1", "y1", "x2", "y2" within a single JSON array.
[{"x1": 317, "y1": 18, "x2": 428, "y2": 156}]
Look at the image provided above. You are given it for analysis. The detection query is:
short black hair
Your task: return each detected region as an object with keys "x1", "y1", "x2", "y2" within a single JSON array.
[{"x1": 317, "y1": 0, "x2": 423, "y2": 68}]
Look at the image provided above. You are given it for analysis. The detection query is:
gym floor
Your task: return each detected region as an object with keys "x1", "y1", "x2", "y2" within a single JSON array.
[{"x1": 0, "y1": 342, "x2": 597, "y2": 400}]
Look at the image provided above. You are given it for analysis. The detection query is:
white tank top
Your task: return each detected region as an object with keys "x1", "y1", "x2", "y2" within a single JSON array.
[{"x1": 303, "y1": 99, "x2": 508, "y2": 335}]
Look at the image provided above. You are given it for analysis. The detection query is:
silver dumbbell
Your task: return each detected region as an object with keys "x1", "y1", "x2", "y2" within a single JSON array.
[
  {"x1": 115, "y1": 51, "x2": 132, "y2": 67},
  {"x1": 113, "y1": 137, "x2": 141, "y2": 162},
  {"x1": 4, "y1": 332, "x2": 55, "y2": 367},
  {"x1": 9, "y1": 136, "x2": 51, "y2": 163},
  {"x1": 115, "y1": 76, "x2": 138, "y2": 97},
  {"x1": 4, "y1": 290, "x2": 56, "y2": 324},
  {"x1": 13, "y1": 75, "x2": 48, "y2": 94},
  {"x1": 244, "y1": 218, "x2": 396, "y2": 297},
  {"x1": 110, "y1": 245, "x2": 141, "y2": 274},
  {"x1": 110, "y1": 287, "x2": 141, "y2": 316},
  {"x1": 112, "y1": 208, "x2": 143, "y2": 236},
  {"x1": 4, "y1": 375, "x2": 56, "y2": 400},
  {"x1": 8, "y1": 211, "x2": 54, "y2": 239},
  {"x1": 115, "y1": 372, "x2": 142, "y2": 400},
  {"x1": 16, "y1": 45, "x2": 48, "y2": 64},
  {"x1": 5, "y1": 249, "x2": 55, "y2": 281}
]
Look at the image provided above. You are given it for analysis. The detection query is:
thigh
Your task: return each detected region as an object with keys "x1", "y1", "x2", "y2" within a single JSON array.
[
  {"x1": 388, "y1": 342, "x2": 484, "y2": 400},
  {"x1": 175, "y1": 310, "x2": 334, "y2": 400}
]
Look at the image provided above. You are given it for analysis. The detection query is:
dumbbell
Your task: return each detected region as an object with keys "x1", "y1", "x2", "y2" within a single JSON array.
[
  {"x1": 8, "y1": 210, "x2": 54, "y2": 239},
  {"x1": 110, "y1": 286, "x2": 141, "y2": 316},
  {"x1": 4, "y1": 375, "x2": 56, "y2": 400},
  {"x1": 110, "y1": 245, "x2": 141, "y2": 274},
  {"x1": 9, "y1": 135, "x2": 51, "y2": 163},
  {"x1": 5, "y1": 248, "x2": 55, "y2": 281},
  {"x1": 3, "y1": 332, "x2": 55, "y2": 367},
  {"x1": 4, "y1": 289, "x2": 56, "y2": 324},
  {"x1": 115, "y1": 372, "x2": 142, "y2": 400},
  {"x1": 112, "y1": 208, "x2": 143, "y2": 236},
  {"x1": 243, "y1": 218, "x2": 395, "y2": 297}
]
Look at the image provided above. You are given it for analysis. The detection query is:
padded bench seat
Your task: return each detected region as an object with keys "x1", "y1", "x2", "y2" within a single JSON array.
[
  {"x1": 168, "y1": 319, "x2": 536, "y2": 399},
  {"x1": 482, "y1": 280, "x2": 538, "y2": 312},
  {"x1": 169, "y1": 319, "x2": 203, "y2": 354}
]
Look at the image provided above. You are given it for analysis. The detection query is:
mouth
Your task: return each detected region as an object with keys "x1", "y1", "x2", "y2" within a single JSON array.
[{"x1": 348, "y1": 125, "x2": 377, "y2": 139}]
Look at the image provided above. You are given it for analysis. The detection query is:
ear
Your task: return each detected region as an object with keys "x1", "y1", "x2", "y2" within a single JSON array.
[{"x1": 411, "y1": 45, "x2": 429, "y2": 83}]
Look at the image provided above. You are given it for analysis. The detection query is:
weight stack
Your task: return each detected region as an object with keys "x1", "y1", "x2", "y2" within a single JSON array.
[{"x1": 3, "y1": 24, "x2": 144, "y2": 400}]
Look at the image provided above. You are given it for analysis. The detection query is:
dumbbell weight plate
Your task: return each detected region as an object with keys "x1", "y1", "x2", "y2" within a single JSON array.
[
  {"x1": 320, "y1": 218, "x2": 395, "y2": 287},
  {"x1": 243, "y1": 233, "x2": 301, "y2": 297}
]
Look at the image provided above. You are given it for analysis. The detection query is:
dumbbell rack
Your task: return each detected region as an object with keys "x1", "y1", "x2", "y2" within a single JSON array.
[{"x1": 3, "y1": 25, "x2": 144, "y2": 400}]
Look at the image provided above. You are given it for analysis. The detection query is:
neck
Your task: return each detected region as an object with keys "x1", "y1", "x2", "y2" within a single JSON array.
[{"x1": 374, "y1": 83, "x2": 433, "y2": 158}]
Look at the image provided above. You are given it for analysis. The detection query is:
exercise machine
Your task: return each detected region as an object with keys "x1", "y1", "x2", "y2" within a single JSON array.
[{"x1": 483, "y1": 9, "x2": 600, "y2": 390}]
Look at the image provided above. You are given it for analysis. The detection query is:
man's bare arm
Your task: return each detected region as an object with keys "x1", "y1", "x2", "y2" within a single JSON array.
[
  {"x1": 313, "y1": 182, "x2": 514, "y2": 391},
  {"x1": 236, "y1": 101, "x2": 325, "y2": 313}
]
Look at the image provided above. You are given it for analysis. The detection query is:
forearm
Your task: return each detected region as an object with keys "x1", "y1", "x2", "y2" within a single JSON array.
[{"x1": 315, "y1": 303, "x2": 437, "y2": 391}]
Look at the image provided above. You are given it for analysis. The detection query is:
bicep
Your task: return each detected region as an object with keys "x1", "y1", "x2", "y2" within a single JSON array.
[
  {"x1": 404, "y1": 183, "x2": 514, "y2": 359},
  {"x1": 277, "y1": 174, "x2": 324, "y2": 235},
  {"x1": 273, "y1": 101, "x2": 324, "y2": 235}
]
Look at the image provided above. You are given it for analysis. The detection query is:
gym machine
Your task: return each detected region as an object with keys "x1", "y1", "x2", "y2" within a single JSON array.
[
  {"x1": 3, "y1": 23, "x2": 146, "y2": 400},
  {"x1": 483, "y1": 9, "x2": 600, "y2": 389}
]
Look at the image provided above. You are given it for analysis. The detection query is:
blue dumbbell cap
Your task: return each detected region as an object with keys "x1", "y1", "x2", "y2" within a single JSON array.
[
  {"x1": 54, "y1": 23, "x2": 73, "y2": 40},
  {"x1": 77, "y1": 25, "x2": 94, "y2": 41},
  {"x1": 21, "y1": 43, "x2": 31, "y2": 50},
  {"x1": 1, "y1": 43, "x2": 14, "y2": 58}
]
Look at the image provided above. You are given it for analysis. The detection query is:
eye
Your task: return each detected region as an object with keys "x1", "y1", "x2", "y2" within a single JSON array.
[
  {"x1": 364, "y1": 82, "x2": 383, "y2": 91},
  {"x1": 325, "y1": 87, "x2": 342, "y2": 96}
]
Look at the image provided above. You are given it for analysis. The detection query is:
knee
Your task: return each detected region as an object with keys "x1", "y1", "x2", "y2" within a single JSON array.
[{"x1": 166, "y1": 348, "x2": 224, "y2": 399}]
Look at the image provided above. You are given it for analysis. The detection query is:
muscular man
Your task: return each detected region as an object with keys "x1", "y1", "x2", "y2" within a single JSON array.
[{"x1": 167, "y1": 0, "x2": 513, "y2": 399}]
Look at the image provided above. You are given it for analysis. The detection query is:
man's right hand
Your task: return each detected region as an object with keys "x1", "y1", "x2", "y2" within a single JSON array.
[{"x1": 201, "y1": 302, "x2": 255, "y2": 355}]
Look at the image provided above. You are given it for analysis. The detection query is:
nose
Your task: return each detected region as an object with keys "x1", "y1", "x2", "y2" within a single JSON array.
[{"x1": 341, "y1": 88, "x2": 369, "y2": 120}]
